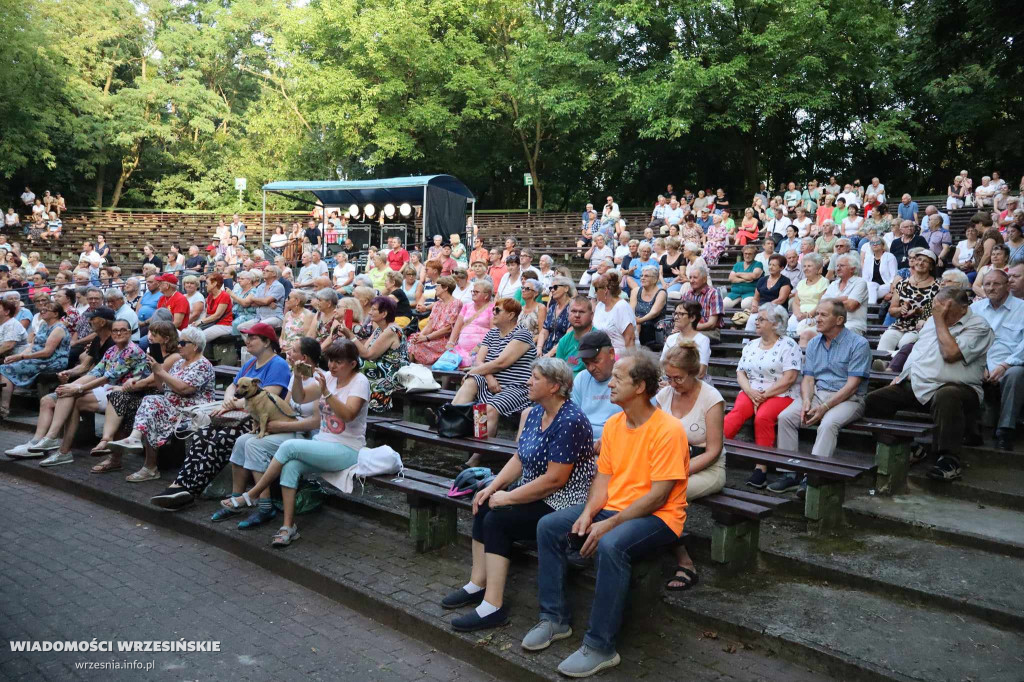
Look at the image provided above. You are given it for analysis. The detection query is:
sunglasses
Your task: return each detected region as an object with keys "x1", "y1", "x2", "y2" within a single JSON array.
[{"x1": 178, "y1": 340, "x2": 192, "y2": 347}]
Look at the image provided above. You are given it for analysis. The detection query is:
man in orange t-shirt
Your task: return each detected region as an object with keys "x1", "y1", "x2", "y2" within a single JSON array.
[{"x1": 525, "y1": 349, "x2": 688, "y2": 677}]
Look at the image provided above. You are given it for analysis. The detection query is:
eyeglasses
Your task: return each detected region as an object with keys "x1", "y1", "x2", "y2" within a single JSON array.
[
  {"x1": 178, "y1": 340, "x2": 192, "y2": 347},
  {"x1": 492, "y1": 307, "x2": 503, "y2": 315},
  {"x1": 112, "y1": 328, "x2": 130, "y2": 334},
  {"x1": 665, "y1": 375, "x2": 689, "y2": 386},
  {"x1": 673, "y1": 311, "x2": 688, "y2": 318}
]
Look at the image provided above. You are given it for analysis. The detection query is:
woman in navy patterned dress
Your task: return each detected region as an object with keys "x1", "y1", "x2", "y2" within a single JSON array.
[{"x1": 441, "y1": 358, "x2": 595, "y2": 632}]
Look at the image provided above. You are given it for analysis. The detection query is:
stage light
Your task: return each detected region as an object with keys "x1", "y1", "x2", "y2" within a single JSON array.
[
  {"x1": 347, "y1": 204, "x2": 359, "y2": 218},
  {"x1": 399, "y1": 203, "x2": 412, "y2": 217},
  {"x1": 383, "y1": 203, "x2": 396, "y2": 219},
  {"x1": 364, "y1": 204, "x2": 376, "y2": 217}
]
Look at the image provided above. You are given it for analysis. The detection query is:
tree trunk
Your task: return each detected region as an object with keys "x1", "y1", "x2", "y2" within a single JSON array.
[
  {"x1": 110, "y1": 170, "x2": 127, "y2": 209},
  {"x1": 741, "y1": 131, "x2": 759, "y2": 195},
  {"x1": 94, "y1": 165, "x2": 106, "y2": 208}
]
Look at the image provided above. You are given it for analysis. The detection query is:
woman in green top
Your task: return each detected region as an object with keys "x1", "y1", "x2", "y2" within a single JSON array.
[
  {"x1": 815, "y1": 221, "x2": 840, "y2": 259},
  {"x1": 831, "y1": 197, "x2": 849, "y2": 227},
  {"x1": 723, "y1": 245, "x2": 763, "y2": 309}
]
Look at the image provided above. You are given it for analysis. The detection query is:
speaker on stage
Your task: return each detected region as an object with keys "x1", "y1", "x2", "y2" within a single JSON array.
[
  {"x1": 382, "y1": 225, "x2": 409, "y2": 248},
  {"x1": 347, "y1": 226, "x2": 371, "y2": 251}
]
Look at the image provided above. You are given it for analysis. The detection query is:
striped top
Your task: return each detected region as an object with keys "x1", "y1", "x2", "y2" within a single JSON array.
[{"x1": 480, "y1": 325, "x2": 537, "y2": 386}]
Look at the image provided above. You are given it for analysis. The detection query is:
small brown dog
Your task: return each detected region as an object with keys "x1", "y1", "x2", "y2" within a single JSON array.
[{"x1": 234, "y1": 377, "x2": 297, "y2": 438}]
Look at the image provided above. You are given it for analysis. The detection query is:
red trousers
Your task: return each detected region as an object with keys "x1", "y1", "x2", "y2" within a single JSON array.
[
  {"x1": 723, "y1": 393, "x2": 793, "y2": 447},
  {"x1": 734, "y1": 229, "x2": 759, "y2": 246}
]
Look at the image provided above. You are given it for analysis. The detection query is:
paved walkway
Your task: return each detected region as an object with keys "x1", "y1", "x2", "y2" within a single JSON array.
[{"x1": 0, "y1": 473, "x2": 496, "y2": 682}]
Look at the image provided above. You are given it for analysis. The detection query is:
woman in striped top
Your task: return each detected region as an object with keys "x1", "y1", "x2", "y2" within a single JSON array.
[{"x1": 449, "y1": 297, "x2": 537, "y2": 439}]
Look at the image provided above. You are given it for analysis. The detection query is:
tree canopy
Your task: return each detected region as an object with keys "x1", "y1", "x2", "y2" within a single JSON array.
[{"x1": 1, "y1": 0, "x2": 1020, "y2": 212}]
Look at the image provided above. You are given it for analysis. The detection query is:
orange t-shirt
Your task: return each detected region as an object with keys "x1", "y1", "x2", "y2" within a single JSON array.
[{"x1": 597, "y1": 408, "x2": 689, "y2": 536}]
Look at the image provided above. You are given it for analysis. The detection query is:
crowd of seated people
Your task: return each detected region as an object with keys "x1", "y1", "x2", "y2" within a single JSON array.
[{"x1": 3, "y1": 176, "x2": 1024, "y2": 677}]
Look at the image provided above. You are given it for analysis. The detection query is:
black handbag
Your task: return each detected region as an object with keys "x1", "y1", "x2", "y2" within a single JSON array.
[{"x1": 436, "y1": 403, "x2": 475, "y2": 438}]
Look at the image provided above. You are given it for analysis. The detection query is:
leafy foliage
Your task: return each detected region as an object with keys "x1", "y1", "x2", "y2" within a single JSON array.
[{"x1": 0, "y1": 0, "x2": 1020, "y2": 210}]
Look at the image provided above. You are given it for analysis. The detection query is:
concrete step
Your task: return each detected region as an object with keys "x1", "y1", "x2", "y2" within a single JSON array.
[
  {"x1": 910, "y1": 464, "x2": 1024, "y2": 511},
  {"x1": 672, "y1": 572, "x2": 1024, "y2": 682},
  {"x1": 844, "y1": 488, "x2": 1024, "y2": 558}
]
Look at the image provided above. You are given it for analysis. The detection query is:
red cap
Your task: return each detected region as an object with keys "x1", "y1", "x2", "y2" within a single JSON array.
[
  {"x1": 156, "y1": 273, "x2": 178, "y2": 285},
  {"x1": 206, "y1": 244, "x2": 217, "y2": 252},
  {"x1": 243, "y1": 322, "x2": 278, "y2": 344}
]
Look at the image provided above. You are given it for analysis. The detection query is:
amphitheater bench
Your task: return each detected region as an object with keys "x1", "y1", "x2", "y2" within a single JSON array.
[
  {"x1": 367, "y1": 420, "x2": 777, "y2": 565},
  {"x1": 710, "y1": 375, "x2": 927, "y2": 495},
  {"x1": 724, "y1": 440, "x2": 875, "y2": 531}
]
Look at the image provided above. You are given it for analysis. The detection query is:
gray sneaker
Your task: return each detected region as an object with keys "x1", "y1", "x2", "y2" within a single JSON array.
[
  {"x1": 28, "y1": 437, "x2": 62, "y2": 453},
  {"x1": 521, "y1": 620, "x2": 572, "y2": 651},
  {"x1": 39, "y1": 451, "x2": 73, "y2": 467},
  {"x1": 557, "y1": 645, "x2": 621, "y2": 678}
]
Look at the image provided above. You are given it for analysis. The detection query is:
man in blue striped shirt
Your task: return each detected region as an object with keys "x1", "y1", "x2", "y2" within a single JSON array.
[{"x1": 773, "y1": 299, "x2": 871, "y2": 492}]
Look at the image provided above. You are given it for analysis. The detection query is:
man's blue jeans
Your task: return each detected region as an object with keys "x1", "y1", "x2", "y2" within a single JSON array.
[{"x1": 535, "y1": 504, "x2": 678, "y2": 654}]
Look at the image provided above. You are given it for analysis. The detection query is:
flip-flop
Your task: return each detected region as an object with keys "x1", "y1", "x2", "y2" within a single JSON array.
[
  {"x1": 90, "y1": 457, "x2": 122, "y2": 474},
  {"x1": 665, "y1": 567, "x2": 699, "y2": 592},
  {"x1": 90, "y1": 441, "x2": 111, "y2": 456}
]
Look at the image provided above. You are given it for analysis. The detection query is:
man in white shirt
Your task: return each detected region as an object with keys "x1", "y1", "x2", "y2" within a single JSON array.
[
  {"x1": 971, "y1": 270, "x2": 1024, "y2": 450},
  {"x1": 662, "y1": 199, "x2": 684, "y2": 233},
  {"x1": 613, "y1": 232, "x2": 631, "y2": 265},
  {"x1": 20, "y1": 187, "x2": 35, "y2": 208},
  {"x1": 648, "y1": 196, "x2": 667, "y2": 230},
  {"x1": 839, "y1": 184, "x2": 861, "y2": 208},
  {"x1": 867, "y1": 177, "x2": 886, "y2": 204},
  {"x1": 765, "y1": 207, "x2": 791, "y2": 245},
  {"x1": 918, "y1": 204, "x2": 950, "y2": 230},
  {"x1": 754, "y1": 239, "x2": 776, "y2": 270},
  {"x1": 229, "y1": 213, "x2": 246, "y2": 243},
  {"x1": 974, "y1": 176, "x2": 995, "y2": 207},
  {"x1": 824, "y1": 254, "x2": 868, "y2": 334},
  {"x1": 602, "y1": 196, "x2": 620, "y2": 222},
  {"x1": 295, "y1": 252, "x2": 318, "y2": 289},
  {"x1": 865, "y1": 287, "x2": 993, "y2": 481},
  {"x1": 309, "y1": 250, "x2": 329, "y2": 278}
]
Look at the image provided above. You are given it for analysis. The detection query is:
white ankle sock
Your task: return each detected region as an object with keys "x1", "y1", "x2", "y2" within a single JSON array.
[
  {"x1": 475, "y1": 600, "x2": 499, "y2": 618},
  {"x1": 462, "y1": 581, "x2": 483, "y2": 594}
]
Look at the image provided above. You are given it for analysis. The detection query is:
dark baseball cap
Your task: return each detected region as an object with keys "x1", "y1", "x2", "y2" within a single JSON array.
[
  {"x1": 577, "y1": 330, "x2": 612, "y2": 359},
  {"x1": 87, "y1": 306, "x2": 116, "y2": 321}
]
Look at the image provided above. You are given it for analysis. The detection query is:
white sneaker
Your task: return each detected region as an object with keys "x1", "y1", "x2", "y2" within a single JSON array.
[
  {"x1": 5, "y1": 441, "x2": 43, "y2": 458},
  {"x1": 28, "y1": 436, "x2": 62, "y2": 452},
  {"x1": 39, "y1": 451, "x2": 73, "y2": 467}
]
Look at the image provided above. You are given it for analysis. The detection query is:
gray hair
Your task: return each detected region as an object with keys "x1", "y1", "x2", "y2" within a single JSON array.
[
  {"x1": 252, "y1": 249, "x2": 265, "y2": 260},
  {"x1": 550, "y1": 276, "x2": 575, "y2": 298},
  {"x1": 757, "y1": 303, "x2": 789, "y2": 336},
  {"x1": 86, "y1": 286, "x2": 103, "y2": 297},
  {"x1": 353, "y1": 274, "x2": 373, "y2": 288},
  {"x1": 3, "y1": 291, "x2": 21, "y2": 302},
  {"x1": 315, "y1": 287, "x2": 339, "y2": 305},
  {"x1": 124, "y1": 276, "x2": 140, "y2": 291},
  {"x1": 289, "y1": 288, "x2": 309, "y2": 304},
  {"x1": 836, "y1": 253, "x2": 860, "y2": 269},
  {"x1": 179, "y1": 325, "x2": 207, "y2": 353},
  {"x1": 803, "y1": 252, "x2": 824, "y2": 268},
  {"x1": 531, "y1": 357, "x2": 574, "y2": 399},
  {"x1": 683, "y1": 240, "x2": 701, "y2": 255},
  {"x1": 472, "y1": 278, "x2": 495, "y2": 296},
  {"x1": 263, "y1": 265, "x2": 280, "y2": 278},
  {"x1": 689, "y1": 263, "x2": 709, "y2": 279},
  {"x1": 941, "y1": 269, "x2": 970, "y2": 287},
  {"x1": 641, "y1": 265, "x2": 660, "y2": 278},
  {"x1": 801, "y1": 237, "x2": 815, "y2": 248},
  {"x1": 182, "y1": 274, "x2": 200, "y2": 287},
  {"x1": 539, "y1": 254, "x2": 554, "y2": 267},
  {"x1": 104, "y1": 288, "x2": 124, "y2": 302},
  {"x1": 835, "y1": 238, "x2": 852, "y2": 249}
]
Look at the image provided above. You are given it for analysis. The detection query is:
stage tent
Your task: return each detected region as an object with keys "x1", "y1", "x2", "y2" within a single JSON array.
[{"x1": 260, "y1": 175, "x2": 476, "y2": 248}]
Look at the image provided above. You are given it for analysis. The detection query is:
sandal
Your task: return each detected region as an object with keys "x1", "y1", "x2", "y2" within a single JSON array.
[
  {"x1": 219, "y1": 492, "x2": 253, "y2": 510},
  {"x1": 90, "y1": 457, "x2": 122, "y2": 474},
  {"x1": 125, "y1": 467, "x2": 159, "y2": 483},
  {"x1": 271, "y1": 525, "x2": 300, "y2": 548},
  {"x1": 665, "y1": 567, "x2": 699, "y2": 592},
  {"x1": 90, "y1": 440, "x2": 111, "y2": 457}
]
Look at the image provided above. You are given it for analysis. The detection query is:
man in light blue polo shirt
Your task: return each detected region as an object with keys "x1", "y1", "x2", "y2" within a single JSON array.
[
  {"x1": 570, "y1": 331, "x2": 622, "y2": 451},
  {"x1": 772, "y1": 299, "x2": 871, "y2": 492},
  {"x1": 971, "y1": 269, "x2": 1024, "y2": 450}
]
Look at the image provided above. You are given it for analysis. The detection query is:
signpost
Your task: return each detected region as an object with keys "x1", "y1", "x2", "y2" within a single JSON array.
[
  {"x1": 524, "y1": 173, "x2": 533, "y2": 213},
  {"x1": 235, "y1": 177, "x2": 247, "y2": 210}
]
